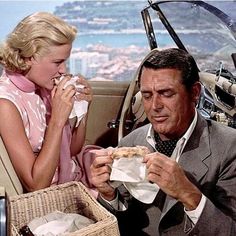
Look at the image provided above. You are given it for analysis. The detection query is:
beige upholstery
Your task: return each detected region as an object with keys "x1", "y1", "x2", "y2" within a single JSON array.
[{"x1": 0, "y1": 136, "x2": 23, "y2": 196}]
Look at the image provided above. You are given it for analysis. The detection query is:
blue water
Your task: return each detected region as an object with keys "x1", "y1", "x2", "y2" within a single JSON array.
[
  {"x1": 0, "y1": 1, "x2": 153, "y2": 48},
  {"x1": 0, "y1": 1, "x2": 233, "y2": 51},
  {"x1": 74, "y1": 32, "x2": 221, "y2": 52},
  {"x1": 74, "y1": 33, "x2": 173, "y2": 49},
  {"x1": 0, "y1": 1, "x2": 173, "y2": 49}
]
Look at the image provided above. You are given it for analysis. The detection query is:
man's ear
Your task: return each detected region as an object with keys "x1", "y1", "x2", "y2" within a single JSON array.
[{"x1": 191, "y1": 82, "x2": 201, "y2": 104}]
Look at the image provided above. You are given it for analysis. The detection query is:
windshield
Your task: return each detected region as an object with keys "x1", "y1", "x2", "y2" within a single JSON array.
[{"x1": 144, "y1": 1, "x2": 236, "y2": 73}]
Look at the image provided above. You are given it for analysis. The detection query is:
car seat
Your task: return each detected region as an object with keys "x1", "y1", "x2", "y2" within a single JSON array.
[{"x1": 0, "y1": 136, "x2": 23, "y2": 196}]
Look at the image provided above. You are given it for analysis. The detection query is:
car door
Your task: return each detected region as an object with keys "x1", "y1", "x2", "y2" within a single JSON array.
[{"x1": 86, "y1": 80, "x2": 129, "y2": 147}]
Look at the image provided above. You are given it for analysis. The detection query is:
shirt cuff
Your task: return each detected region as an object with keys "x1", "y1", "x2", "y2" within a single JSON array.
[
  {"x1": 100, "y1": 193, "x2": 126, "y2": 211},
  {"x1": 184, "y1": 194, "x2": 207, "y2": 225}
]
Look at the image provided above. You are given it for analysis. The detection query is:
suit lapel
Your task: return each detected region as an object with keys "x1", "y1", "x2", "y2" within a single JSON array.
[
  {"x1": 160, "y1": 114, "x2": 211, "y2": 222},
  {"x1": 179, "y1": 114, "x2": 211, "y2": 182}
]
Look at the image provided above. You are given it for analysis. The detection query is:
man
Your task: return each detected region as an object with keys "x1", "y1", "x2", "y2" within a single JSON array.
[{"x1": 90, "y1": 48, "x2": 236, "y2": 235}]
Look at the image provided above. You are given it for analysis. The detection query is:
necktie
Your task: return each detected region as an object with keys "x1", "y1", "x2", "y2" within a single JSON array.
[{"x1": 154, "y1": 132, "x2": 178, "y2": 157}]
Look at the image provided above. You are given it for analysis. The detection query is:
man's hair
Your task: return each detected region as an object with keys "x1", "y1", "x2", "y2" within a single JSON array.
[
  {"x1": 138, "y1": 48, "x2": 199, "y2": 89},
  {"x1": 0, "y1": 12, "x2": 77, "y2": 73}
]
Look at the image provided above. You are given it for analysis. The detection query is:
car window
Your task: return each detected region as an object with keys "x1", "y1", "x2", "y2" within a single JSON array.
[{"x1": 153, "y1": 1, "x2": 236, "y2": 73}]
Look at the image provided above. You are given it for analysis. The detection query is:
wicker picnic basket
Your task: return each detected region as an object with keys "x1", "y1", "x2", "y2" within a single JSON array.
[{"x1": 9, "y1": 181, "x2": 120, "y2": 236}]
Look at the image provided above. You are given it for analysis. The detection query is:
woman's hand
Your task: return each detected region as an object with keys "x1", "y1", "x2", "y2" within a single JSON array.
[
  {"x1": 51, "y1": 75, "x2": 76, "y2": 127},
  {"x1": 74, "y1": 74, "x2": 93, "y2": 105}
]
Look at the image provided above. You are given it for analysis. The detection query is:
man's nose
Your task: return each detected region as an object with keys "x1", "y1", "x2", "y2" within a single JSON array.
[{"x1": 152, "y1": 94, "x2": 163, "y2": 110}]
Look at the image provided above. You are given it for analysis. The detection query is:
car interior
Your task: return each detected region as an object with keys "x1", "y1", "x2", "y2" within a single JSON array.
[{"x1": 0, "y1": 1, "x2": 236, "y2": 234}]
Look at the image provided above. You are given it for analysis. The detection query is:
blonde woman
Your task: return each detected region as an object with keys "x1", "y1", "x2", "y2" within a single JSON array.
[{"x1": 0, "y1": 12, "x2": 95, "y2": 192}]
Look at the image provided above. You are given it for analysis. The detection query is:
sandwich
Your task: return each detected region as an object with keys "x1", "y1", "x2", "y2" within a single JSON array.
[
  {"x1": 54, "y1": 74, "x2": 84, "y2": 89},
  {"x1": 111, "y1": 146, "x2": 150, "y2": 159},
  {"x1": 54, "y1": 74, "x2": 73, "y2": 85}
]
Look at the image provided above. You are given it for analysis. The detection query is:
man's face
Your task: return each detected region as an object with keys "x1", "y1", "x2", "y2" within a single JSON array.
[
  {"x1": 26, "y1": 44, "x2": 72, "y2": 90},
  {"x1": 140, "y1": 67, "x2": 199, "y2": 140}
]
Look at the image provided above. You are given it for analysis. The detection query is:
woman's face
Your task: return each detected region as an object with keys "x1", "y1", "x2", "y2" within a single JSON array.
[{"x1": 26, "y1": 43, "x2": 72, "y2": 90}]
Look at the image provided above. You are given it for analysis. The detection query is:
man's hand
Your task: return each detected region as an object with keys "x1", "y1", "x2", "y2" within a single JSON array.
[
  {"x1": 90, "y1": 148, "x2": 116, "y2": 201},
  {"x1": 143, "y1": 152, "x2": 202, "y2": 210}
]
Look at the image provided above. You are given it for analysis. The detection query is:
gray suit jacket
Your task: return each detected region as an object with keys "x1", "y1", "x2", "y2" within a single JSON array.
[{"x1": 99, "y1": 113, "x2": 236, "y2": 235}]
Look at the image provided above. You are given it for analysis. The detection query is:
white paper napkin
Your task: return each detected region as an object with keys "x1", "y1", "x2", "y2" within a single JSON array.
[
  {"x1": 110, "y1": 156, "x2": 159, "y2": 204},
  {"x1": 110, "y1": 157, "x2": 146, "y2": 182},
  {"x1": 62, "y1": 75, "x2": 88, "y2": 127},
  {"x1": 124, "y1": 181, "x2": 159, "y2": 204}
]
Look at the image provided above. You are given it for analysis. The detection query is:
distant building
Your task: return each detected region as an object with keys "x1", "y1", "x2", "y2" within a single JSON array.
[{"x1": 69, "y1": 51, "x2": 109, "y2": 78}]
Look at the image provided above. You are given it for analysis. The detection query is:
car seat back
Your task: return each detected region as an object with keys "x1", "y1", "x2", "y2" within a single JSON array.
[{"x1": 0, "y1": 136, "x2": 23, "y2": 196}]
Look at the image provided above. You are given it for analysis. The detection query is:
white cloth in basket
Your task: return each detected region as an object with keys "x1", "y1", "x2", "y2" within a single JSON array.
[{"x1": 28, "y1": 210, "x2": 94, "y2": 235}]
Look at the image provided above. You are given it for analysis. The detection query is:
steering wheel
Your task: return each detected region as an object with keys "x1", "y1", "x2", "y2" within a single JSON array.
[{"x1": 118, "y1": 48, "x2": 159, "y2": 142}]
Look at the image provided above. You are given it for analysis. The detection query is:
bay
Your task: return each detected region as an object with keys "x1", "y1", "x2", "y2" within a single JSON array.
[{"x1": 74, "y1": 33, "x2": 172, "y2": 49}]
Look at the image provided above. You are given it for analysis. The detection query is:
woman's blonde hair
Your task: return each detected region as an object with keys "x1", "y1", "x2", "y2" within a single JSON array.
[{"x1": 0, "y1": 12, "x2": 77, "y2": 73}]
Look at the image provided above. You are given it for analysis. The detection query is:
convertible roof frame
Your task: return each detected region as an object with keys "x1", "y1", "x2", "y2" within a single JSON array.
[{"x1": 142, "y1": 0, "x2": 236, "y2": 51}]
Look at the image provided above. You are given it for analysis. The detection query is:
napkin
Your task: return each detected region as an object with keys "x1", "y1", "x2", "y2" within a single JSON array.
[
  {"x1": 28, "y1": 210, "x2": 94, "y2": 235},
  {"x1": 110, "y1": 156, "x2": 159, "y2": 204},
  {"x1": 60, "y1": 75, "x2": 88, "y2": 127}
]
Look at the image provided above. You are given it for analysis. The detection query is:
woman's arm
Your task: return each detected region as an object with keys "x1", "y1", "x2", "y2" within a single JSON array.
[
  {"x1": 70, "y1": 114, "x2": 88, "y2": 156},
  {"x1": 70, "y1": 75, "x2": 92, "y2": 156},
  {"x1": 0, "y1": 78, "x2": 75, "y2": 192},
  {"x1": 0, "y1": 99, "x2": 62, "y2": 191}
]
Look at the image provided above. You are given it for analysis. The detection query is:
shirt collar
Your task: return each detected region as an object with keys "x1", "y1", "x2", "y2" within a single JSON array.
[
  {"x1": 5, "y1": 70, "x2": 37, "y2": 93},
  {"x1": 180, "y1": 109, "x2": 198, "y2": 146},
  {"x1": 146, "y1": 109, "x2": 198, "y2": 156}
]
